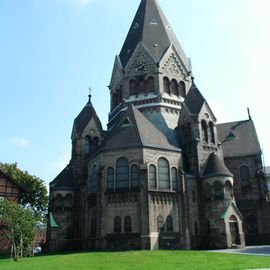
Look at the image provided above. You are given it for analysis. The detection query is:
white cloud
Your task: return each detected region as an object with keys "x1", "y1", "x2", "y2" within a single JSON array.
[
  {"x1": 49, "y1": 149, "x2": 70, "y2": 171},
  {"x1": 10, "y1": 137, "x2": 30, "y2": 148}
]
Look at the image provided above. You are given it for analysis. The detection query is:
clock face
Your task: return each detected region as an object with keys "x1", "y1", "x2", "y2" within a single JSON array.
[{"x1": 135, "y1": 61, "x2": 148, "y2": 74}]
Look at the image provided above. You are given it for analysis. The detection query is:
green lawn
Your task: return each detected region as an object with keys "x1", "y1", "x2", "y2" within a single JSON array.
[{"x1": 0, "y1": 250, "x2": 270, "y2": 270}]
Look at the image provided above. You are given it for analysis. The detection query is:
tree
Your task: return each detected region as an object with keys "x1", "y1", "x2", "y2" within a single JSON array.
[
  {"x1": 0, "y1": 199, "x2": 37, "y2": 260},
  {"x1": 0, "y1": 162, "x2": 48, "y2": 220}
]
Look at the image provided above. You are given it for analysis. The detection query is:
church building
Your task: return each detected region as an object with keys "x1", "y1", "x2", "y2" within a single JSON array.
[{"x1": 47, "y1": 0, "x2": 270, "y2": 251}]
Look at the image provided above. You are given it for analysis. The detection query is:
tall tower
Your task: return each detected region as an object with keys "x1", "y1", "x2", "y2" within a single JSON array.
[{"x1": 108, "y1": 0, "x2": 192, "y2": 145}]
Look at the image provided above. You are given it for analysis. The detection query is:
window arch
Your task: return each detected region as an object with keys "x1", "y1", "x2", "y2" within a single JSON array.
[
  {"x1": 240, "y1": 165, "x2": 251, "y2": 187},
  {"x1": 55, "y1": 194, "x2": 64, "y2": 212},
  {"x1": 163, "y1": 77, "x2": 170, "y2": 94},
  {"x1": 157, "y1": 215, "x2": 164, "y2": 232},
  {"x1": 179, "y1": 81, "x2": 186, "y2": 97},
  {"x1": 171, "y1": 79, "x2": 179, "y2": 96},
  {"x1": 114, "y1": 216, "x2": 121, "y2": 233},
  {"x1": 116, "y1": 158, "x2": 129, "y2": 189},
  {"x1": 225, "y1": 181, "x2": 233, "y2": 199},
  {"x1": 131, "y1": 165, "x2": 139, "y2": 188},
  {"x1": 138, "y1": 78, "x2": 145, "y2": 94},
  {"x1": 246, "y1": 215, "x2": 258, "y2": 234},
  {"x1": 171, "y1": 167, "x2": 178, "y2": 191},
  {"x1": 158, "y1": 158, "x2": 170, "y2": 190},
  {"x1": 166, "y1": 216, "x2": 173, "y2": 232},
  {"x1": 64, "y1": 194, "x2": 73, "y2": 208},
  {"x1": 84, "y1": 136, "x2": 92, "y2": 156},
  {"x1": 124, "y1": 216, "x2": 132, "y2": 233},
  {"x1": 147, "y1": 76, "x2": 155, "y2": 93},
  {"x1": 201, "y1": 120, "x2": 208, "y2": 143},
  {"x1": 129, "y1": 79, "x2": 137, "y2": 95},
  {"x1": 149, "y1": 165, "x2": 157, "y2": 189},
  {"x1": 112, "y1": 92, "x2": 118, "y2": 109},
  {"x1": 107, "y1": 167, "x2": 114, "y2": 190},
  {"x1": 194, "y1": 221, "x2": 198, "y2": 235},
  {"x1": 209, "y1": 122, "x2": 215, "y2": 143},
  {"x1": 90, "y1": 165, "x2": 97, "y2": 193},
  {"x1": 192, "y1": 190, "x2": 196, "y2": 203},
  {"x1": 213, "y1": 181, "x2": 224, "y2": 200}
]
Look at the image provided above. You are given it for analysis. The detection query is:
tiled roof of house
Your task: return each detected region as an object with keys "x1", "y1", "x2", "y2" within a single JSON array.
[
  {"x1": 100, "y1": 104, "x2": 180, "y2": 152},
  {"x1": 119, "y1": 0, "x2": 189, "y2": 69},
  {"x1": 50, "y1": 165, "x2": 74, "y2": 190},
  {"x1": 217, "y1": 120, "x2": 261, "y2": 158},
  {"x1": 202, "y1": 152, "x2": 233, "y2": 179},
  {"x1": 73, "y1": 96, "x2": 103, "y2": 135}
]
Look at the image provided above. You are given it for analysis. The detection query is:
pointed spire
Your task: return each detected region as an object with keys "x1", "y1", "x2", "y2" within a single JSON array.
[
  {"x1": 87, "y1": 87, "x2": 92, "y2": 104},
  {"x1": 119, "y1": 0, "x2": 189, "y2": 68},
  {"x1": 247, "y1": 107, "x2": 252, "y2": 120}
]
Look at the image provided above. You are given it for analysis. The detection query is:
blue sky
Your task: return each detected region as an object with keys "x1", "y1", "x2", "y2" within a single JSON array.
[{"x1": 0, "y1": 0, "x2": 269, "y2": 187}]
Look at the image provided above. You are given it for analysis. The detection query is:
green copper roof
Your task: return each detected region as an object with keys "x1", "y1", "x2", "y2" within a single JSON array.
[
  {"x1": 220, "y1": 202, "x2": 243, "y2": 220},
  {"x1": 50, "y1": 212, "x2": 60, "y2": 228}
]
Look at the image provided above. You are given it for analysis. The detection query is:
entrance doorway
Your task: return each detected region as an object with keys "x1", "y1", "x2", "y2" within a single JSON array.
[{"x1": 229, "y1": 215, "x2": 240, "y2": 245}]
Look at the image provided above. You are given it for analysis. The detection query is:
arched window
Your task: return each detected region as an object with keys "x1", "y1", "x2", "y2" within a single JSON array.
[
  {"x1": 138, "y1": 78, "x2": 145, "y2": 94},
  {"x1": 112, "y1": 92, "x2": 118, "y2": 109},
  {"x1": 163, "y1": 77, "x2": 170, "y2": 94},
  {"x1": 240, "y1": 165, "x2": 251, "y2": 187},
  {"x1": 209, "y1": 122, "x2": 215, "y2": 143},
  {"x1": 107, "y1": 167, "x2": 114, "y2": 190},
  {"x1": 64, "y1": 194, "x2": 73, "y2": 208},
  {"x1": 55, "y1": 194, "x2": 64, "y2": 212},
  {"x1": 171, "y1": 79, "x2": 179, "y2": 96},
  {"x1": 157, "y1": 215, "x2": 164, "y2": 232},
  {"x1": 204, "y1": 183, "x2": 211, "y2": 201},
  {"x1": 93, "y1": 137, "x2": 99, "y2": 149},
  {"x1": 194, "y1": 221, "x2": 198, "y2": 235},
  {"x1": 246, "y1": 215, "x2": 258, "y2": 234},
  {"x1": 158, "y1": 158, "x2": 170, "y2": 190},
  {"x1": 129, "y1": 79, "x2": 137, "y2": 95},
  {"x1": 90, "y1": 218, "x2": 97, "y2": 237},
  {"x1": 225, "y1": 181, "x2": 233, "y2": 199},
  {"x1": 114, "y1": 216, "x2": 121, "y2": 233},
  {"x1": 192, "y1": 190, "x2": 196, "y2": 203},
  {"x1": 213, "y1": 181, "x2": 224, "y2": 200},
  {"x1": 84, "y1": 136, "x2": 92, "y2": 157},
  {"x1": 131, "y1": 165, "x2": 139, "y2": 188},
  {"x1": 171, "y1": 167, "x2": 178, "y2": 191},
  {"x1": 149, "y1": 165, "x2": 156, "y2": 189},
  {"x1": 124, "y1": 216, "x2": 132, "y2": 233},
  {"x1": 179, "y1": 81, "x2": 186, "y2": 97},
  {"x1": 116, "y1": 87, "x2": 122, "y2": 105},
  {"x1": 166, "y1": 216, "x2": 173, "y2": 232},
  {"x1": 201, "y1": 120, "x2": 208, "y2": 143},
  {"x1": 147, "y1": 76, "x2": 155, "y2": 93},
  {"x1": 116, "y1": 158, "x2": 129, "y2": 189},
  {"x1": 90, "y1": 165, "x2": 97, "y2": 193}
]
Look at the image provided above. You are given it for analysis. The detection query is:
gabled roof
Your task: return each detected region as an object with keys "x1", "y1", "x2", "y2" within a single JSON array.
[
  {"x1": 217, "y1": 120, "x2": 261, "y2": 158},
  {"x1": 119, "y1": 0, "x2": 189, "y2": 68},
  {"x1": 220, "y1": 202, "x2": 243, "y2": 220},
  {"x1": 50, "y1": 165, "x2": 74, "y2": 190},
  {"x1": 100, "y1": 104, "x2": 180, "y2": 152},
  {"x1": 0, "y1": 168, "x2": 26, "y2": 192},
  {"x1": 184, "y1": 82, "x2": 205, "y2": 115},
  {"x1": 202, "y1": 152, "x2": 233, "y2": 179},
  {"x1": 72, "y1": 95, "x2": 103, "y2": 135}
]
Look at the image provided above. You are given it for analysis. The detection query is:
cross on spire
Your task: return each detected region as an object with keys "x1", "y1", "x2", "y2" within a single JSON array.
[{"x1": 88, "y1": 87, "x2": 92, "y2": 103}]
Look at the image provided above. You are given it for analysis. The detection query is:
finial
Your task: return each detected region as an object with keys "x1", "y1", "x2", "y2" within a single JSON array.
[
  {"x1": 88, "y1": 87, "x2": 92, "y2": 102},
  {"x1": 247, "y1": 107, "x2": 252, "y2": 120}
]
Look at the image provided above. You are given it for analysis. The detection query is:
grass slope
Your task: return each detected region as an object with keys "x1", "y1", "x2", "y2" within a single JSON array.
[{"x1": 0, "y1": 250, "x2": 270, "y2": 270}]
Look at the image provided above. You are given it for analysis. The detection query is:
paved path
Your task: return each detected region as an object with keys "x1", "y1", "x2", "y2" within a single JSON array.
[{"x1": 209, "y1": 245, "x2": 270, "y2": 256}]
